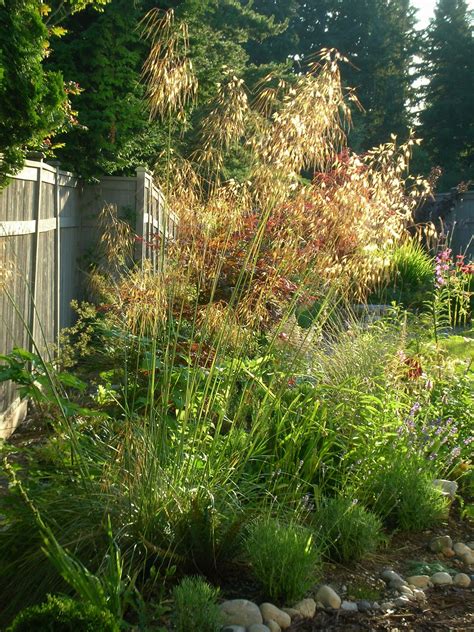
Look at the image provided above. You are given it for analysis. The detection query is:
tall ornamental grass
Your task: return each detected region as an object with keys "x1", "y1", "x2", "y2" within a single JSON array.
[{"x1": 0, "y1": 8, "x2": 461, "y2": 627}]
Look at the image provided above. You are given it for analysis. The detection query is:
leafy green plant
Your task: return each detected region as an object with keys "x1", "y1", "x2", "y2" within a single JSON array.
[
  {"x1": 172, "y1": 576, "x2": 221, "y2": 632},
  {"x1": 7, "y1": 595, "x2": 119, "y2": 632},
  {"x1": 244, "y1": 517, "x2": 320, "y2": 603},
  {"x1": 314, "y1": 496, "x2": 385, "y2": 563},
  {"x1": 357, "y1": 455, "x2": 449, "y2": 531},
  {"x1": 0, "y1": 347, "x2": 100, "y2": 422}
]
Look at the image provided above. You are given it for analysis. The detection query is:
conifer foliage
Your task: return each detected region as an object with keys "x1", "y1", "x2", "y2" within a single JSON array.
[{"x1": 420, "y1": 0, "x2": 474, "y2": 188}]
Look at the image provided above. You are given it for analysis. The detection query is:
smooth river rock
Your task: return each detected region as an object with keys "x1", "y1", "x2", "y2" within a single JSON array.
[
  {"x1": 407, "y1": 575, "x2": 430, "y2": 589},
  {"x1": 454, "y1": 573, "x2": 471, "y2": 588},
  {"x1": 431, "y1": 572, "x2": 453, "y2": 585},
  {"x1": 398, "y1": 585, "x2": 414, "y2": 598},
  {"x1": 390, "y1": 578, "x2": 408, "y2": 590},
  {"x1": 453, "y1": 542, "x2": 471, "y2": 556},
  {"x1": 248, "y1": 625, "x2": 271, "y2": 632},
  {"x1": 220, "y1": 600, "x2": 263, "y2": 627},
  {"x1": 259, "y1": 604, "x2": 291, "y2": 629},
  {"x1": 412, "y1": 589, "x2": 427, "y2": 602},
  {"x1": 292, "y1": 598, "x2": 316, "y2": 619},
  {"x1": 282, "y1": 607, "x2": 301, "y2": 620},
  {"x1": 394, "y1": 596, "x2": 411, "y2": 607},
  {"x1": 316, "y1": 585, "x2": 341, "y2": 609},
  {"x1": 429, "y1": 535, "x2": 452, "y2": 553},
  {"x1": 381, "y1": 569, "x2": 404, "y2": 583}
]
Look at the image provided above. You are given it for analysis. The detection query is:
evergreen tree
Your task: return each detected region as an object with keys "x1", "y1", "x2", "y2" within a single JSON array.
[
  {"x1": 0, "y1": 0, "x2": 65, "y2": 185},
  {"x1": 49, "y1": 0, "x2": 153, "y2": 177},
  {"x1": 243, "y1": 0, "x2": 300, "y2": 65},
  {"x1": 246, "y1": 0, "x2": 418, "y2": 150},
  {"x1": 50, "y1": 0, "x2": 282, "y2": 177},
  {"x1": 420, "y1": 0, "x2": 474, "y2": 188},
  {"x1": 0, "y1": 0, "x2": 111, "y2": 186}
]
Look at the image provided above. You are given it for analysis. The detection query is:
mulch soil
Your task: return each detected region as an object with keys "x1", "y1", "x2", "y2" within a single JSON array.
[{"x1": 288, "y1": 515, "x2": 473, "y2": 632}]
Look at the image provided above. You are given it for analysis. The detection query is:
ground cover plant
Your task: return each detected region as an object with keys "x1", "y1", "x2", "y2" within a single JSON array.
[{"x1": 0, "y1": 7, "x2": 473, "y2": 630}]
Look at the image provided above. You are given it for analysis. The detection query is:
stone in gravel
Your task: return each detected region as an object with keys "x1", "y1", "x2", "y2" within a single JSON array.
[
  {"x1": 220, "y1": 600, "x2": 263, "y2": 627},
  {"x1": 431, "y1": 572, "x2": 453, "y2": 585},
  {"x1": 461, "y1": 551, "x2": 474, "y2": 566},
  {"x1": 407, "y1": 575, "x2": 430, "y2": 588},
  {"x1": 467, "y1": 542, "x2": 474, "y2": 550},
  {"x1": 454, "y1": 573, "x2": 471, "y2": 588},
  {"x1": 316, "y1": 585, "x2": 341, "y2": 609},
  {"x1": 222, "y1": 627, "x2": 246, "y2": 632},
  {"x1": 398, "y1": 585, "x2": 414, "y2": 598},
  {"x1": 380, "y1": 601, "x2": 395, "y2": 612},
  {"x1": 429, "y1": 535, "x2": 452, "y2": 553},
  {"x1": 389, "y1": 578, "x2": 409, "y2": 590},
  {"x1": 381, "y1": 569, "x2": 404, "y2": 583},
  {"x1": 453, "y1": 542, "x2": 471, "y2": 556},
  {"x1": 259, "y1": 604, "x2": 291, "y2": 629},
  {"x1": 282, "y1": 608, "x2": 301, "y2": 620},
  {"x1": 248, "y1": 625, "x2": 271, "y2": 632},
  {"x1": 356, "y1": 601, "x2": 372, "y2": 612},
  {"x1": 412, "y1": 589, "x2": 427, "y2": 602},
  {"x1": 372, "y1": 602, "x2": 380, "y2": 610},
  {"x1": 394, "y1": 596, "x2": 411, "y2": 607},
  {"x1": 292, "y1": 598, "x2": 316, "y2": 619},
  {"x1": 265, "y1": 621, "x2": 281, "y2": 632},
  {"x1": 433, "y1": 479, "x2": 458, "y2": 498},
  {"x1": 341, "y1": 601, "x2": 358, "y2": 611},
  {"x1": 442, "y1": 547, "x2": 456, "y2": 558}
]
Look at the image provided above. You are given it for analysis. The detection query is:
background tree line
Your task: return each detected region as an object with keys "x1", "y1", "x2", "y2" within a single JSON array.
[{"x1": 1, "y1": 0, "x2": 473, "y2": 189}]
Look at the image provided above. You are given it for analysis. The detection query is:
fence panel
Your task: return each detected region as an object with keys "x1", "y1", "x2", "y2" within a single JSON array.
[
  {"x1": 1, "y1": 160, "x2": 171, "y2": 436},
  {"x1": 450, "y1": 192, "x2": 474, "y2": 259}
]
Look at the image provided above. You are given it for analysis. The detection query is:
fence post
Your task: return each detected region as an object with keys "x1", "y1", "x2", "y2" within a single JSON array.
[
  {"x1": 54, "y1": 165, "x2": 61, "y2": 347},
  {"x1": 29, "y1": 160, "x2": 43, "y2": 354},
  {"x1": 135, "y1": 167, "x2": 147, "y2": 265}
]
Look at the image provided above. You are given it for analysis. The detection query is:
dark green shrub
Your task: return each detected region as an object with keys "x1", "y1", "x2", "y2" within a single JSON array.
[
  {"x1": 8, "y1": 595, "x2": 119, "y2": 632},
  {"x1": 314, "y1": 496, "x2": 385, "y2": 563},
  {"x1": 244, "y1": 517, "x2": 320, "y2": 603},
  {"x1": 172, "y1": 576, "x2": 221, "y2": 632},
  {"x1": 359, "y1": 456, "x2": 449, "y2": 531}
]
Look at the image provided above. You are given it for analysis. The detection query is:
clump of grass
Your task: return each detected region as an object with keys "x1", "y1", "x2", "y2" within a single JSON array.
[
  {"x1": 357, "y1": 456, "x2": 449, "y2": 531},
  {"x1": 314, "y1": 496, "x2": 385, "y2": 563},
  {"x1": 7, "y1": 595, "x2": 119, "y2": 632},
  {"x1": 370, "y1": 240, "x2": 434, "y2": 308},
  {"x1": 244, "y1": 517, "x2": 320, "y2": 603},
  {"x1": 172, "y1": 576, "x2": 221, "y2": 632}
]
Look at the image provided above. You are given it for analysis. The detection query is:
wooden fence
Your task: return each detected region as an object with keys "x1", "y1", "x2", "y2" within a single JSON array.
[{"x1": 0, "y1": 159, "x2": 176, "y2": 437}]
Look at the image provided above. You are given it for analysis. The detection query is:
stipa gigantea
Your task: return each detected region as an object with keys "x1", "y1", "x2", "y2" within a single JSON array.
[
  {"x1": 98, "y1": 204, "x2": 135, "y2": 270},
  {"x1": 141, "y1": 8, "x2": 198, "y2": 267},
  {"x1": 251, "y1": 49, "x2": 353, "y2": 208},
  {"x1": 141, "y1": 8, "x2": 197, "y2": 122},
  {"x1": 193, "y1": 69, "x2": 250, "y2": 179}
]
